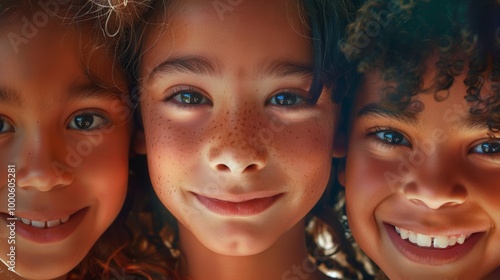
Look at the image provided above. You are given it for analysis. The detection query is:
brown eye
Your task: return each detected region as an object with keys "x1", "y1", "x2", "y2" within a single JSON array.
[
  {"x1": 68, "y1": 113, "x2": 109, "y2": 130},
  {"x1": 0, "y1": 117, "x2": 14, "y2": 133}
]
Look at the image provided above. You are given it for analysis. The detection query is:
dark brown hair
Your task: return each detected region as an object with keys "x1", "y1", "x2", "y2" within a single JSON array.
[{"x1": 341, "y1": 0, "x2": 500, "y2": 131}]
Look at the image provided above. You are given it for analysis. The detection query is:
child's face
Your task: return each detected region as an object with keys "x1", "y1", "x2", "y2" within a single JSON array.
[
  {"x1": 0, "y1": 19, "x2": 131, "y2": 279},
  {"x1": 136, "y1": 0, "x2": 338, "y2": 256},
  {"x1": 341, "y1": 66, "x2": 500, "y2": 279}
]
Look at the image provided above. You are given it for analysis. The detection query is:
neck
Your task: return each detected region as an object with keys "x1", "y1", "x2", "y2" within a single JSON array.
[{"x1": 178, "y1": 219, "x2": 327, "y2": 280}]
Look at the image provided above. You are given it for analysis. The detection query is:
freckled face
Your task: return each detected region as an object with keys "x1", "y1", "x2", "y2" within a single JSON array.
[
  {"x1": 0, "y1": 20, "x2": 131, "y2": 279},
  {"x1": 341, "y1": 70, "x2": 500, "y2": 279},
  {"x1": 137, "y1": 0, "x2": 338, "y2": 255}
]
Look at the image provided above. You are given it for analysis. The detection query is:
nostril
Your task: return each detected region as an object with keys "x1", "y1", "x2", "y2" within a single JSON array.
[
  {"x1": 244, "y1": 164, "x2": 259, "y2": 172},
  {"x1": 215, "y1": 164, "x2": 231, "y2": 172},
  {"x1": 214, "y1": 163, "x2": 261, "y2": 173}
]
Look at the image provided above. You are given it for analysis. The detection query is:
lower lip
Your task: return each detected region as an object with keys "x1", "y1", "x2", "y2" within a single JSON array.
[
  {"x1": 1, "y1": 208, "x2": 89, "y2": 244},
  {"x1": 194, "y1": 194, "x2": 282, "y2": 216},
  {"x1": 385, "y1": 223, "x2": 483, "y2": 265}
]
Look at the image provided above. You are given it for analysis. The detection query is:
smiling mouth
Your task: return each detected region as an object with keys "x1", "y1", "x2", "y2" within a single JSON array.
[
  {"x1": 385, "y1": 223, "x2": 485, "y2": 265},
  {"x1": 394, "y1": 226, "x2": 471, "y2": 249},
  {"x1": 194, "y1": 193, "x2": 283, "y2": 216},
  {"x1": 17, "y1": 216, "x2": 71, "y2": 229}
]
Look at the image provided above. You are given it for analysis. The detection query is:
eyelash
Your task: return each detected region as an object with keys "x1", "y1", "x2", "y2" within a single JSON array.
[
  {"x1": 266, "y1": 89, "x2": 313, "y2": 108},
  {"x1": 67, "y1": 109, "x2": 111, "y2": 131},
  {"x1": 0, "y1": 115, "x2": 15, "y2": 134},
  {"x1": 366, "y1": 127, "x2": 412, "y2": 149},
  {"x1": 163, "y1": 86, "x2": 313, "y2": 109},
  {"x1": 469, "y1": 139, "x2": 500, "y2": 160},
  {"x1": 163, "y1": 85, "x2": 212, "y2": 110},
  {"x1": 366, "y1": 127, "x2": 500, "y2": 161}
]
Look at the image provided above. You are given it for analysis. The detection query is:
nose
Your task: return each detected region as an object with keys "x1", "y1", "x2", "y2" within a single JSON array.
[
  {"x1": 401, "y1": 151, "x2": 467, "y2": 209},
  {"x1": 206, "y1": 110, "x2": 268, "y2": 174},
  {"x1": 402, "y1": 183, "x2": 467, "y2": 209},
  {"x1": 16, "y1": 130, "x2": 74, "y2": 191}
]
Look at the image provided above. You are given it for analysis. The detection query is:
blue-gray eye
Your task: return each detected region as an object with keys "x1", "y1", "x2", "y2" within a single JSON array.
[
  {"x1": 269, "y1": 93, "x2": 303, "y2": 106},
  {"x1": 471, "y1": 141, "x2": 500, "y2": 154},
  {"x1": 374, "y1": 130, "x2": 410, "y2": 145},
  {"x1": 173, "y1": 92, "x2": 210, "y2": 105}
]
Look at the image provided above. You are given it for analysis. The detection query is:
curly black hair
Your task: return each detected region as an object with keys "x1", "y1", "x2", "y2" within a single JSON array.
[{"x1": 341, "y1": 0, "x2": 500, "y2": 131}]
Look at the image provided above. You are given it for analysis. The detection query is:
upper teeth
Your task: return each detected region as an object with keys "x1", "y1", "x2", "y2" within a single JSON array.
[
  {"x1": 395, "y1": 226, "x2": 470, "y2": 249},
  {"x1": 19, "y1": 216, "x2": 70, "y2": 229}
]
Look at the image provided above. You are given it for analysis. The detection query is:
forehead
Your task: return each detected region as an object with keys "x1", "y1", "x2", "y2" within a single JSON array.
[
  {"x1": 164, "y1": 0, "x2": 305, "y2": 27},
  {"x1": 141, "y1": 0, "x2": 311, "y2": 78},
  {"x1": 0, "y1": 22, "x2": 75, "y2": 72},
  {"x1": 0, "y1": 17, "x2": 125, "y2": 94}
]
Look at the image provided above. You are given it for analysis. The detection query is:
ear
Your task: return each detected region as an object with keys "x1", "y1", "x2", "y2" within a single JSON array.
[
  {"x1": 332, "y1": 129, "x2": 347, "y2": 158},
  {"x1": 132, "y1": 129, "x2": 147, "y2": 155},
  {"x1": 333, "y1": 130, "x2": 347, "y2": 188},
  {"x1": 337, "y1": 157, "x2": 346, "y2": 188}
]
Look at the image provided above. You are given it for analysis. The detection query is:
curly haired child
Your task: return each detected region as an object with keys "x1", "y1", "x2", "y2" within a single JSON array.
[{"x1": 338, "y1": 0, "x2": 500, "y2": 279}]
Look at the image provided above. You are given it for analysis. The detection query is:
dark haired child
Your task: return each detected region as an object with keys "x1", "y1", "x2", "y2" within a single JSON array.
[{"x1": 338, "y1": 0, "x2": 500, "y2": 279}]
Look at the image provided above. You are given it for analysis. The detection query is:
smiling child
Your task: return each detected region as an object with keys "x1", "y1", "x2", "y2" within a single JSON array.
[
  {"x1": 130, "y1": 0, "x2": 355, "y2": 279},
  {"x1": 339, "y1": 0, "x2": 500, "y2": 279},
  {"x1": 0, "y1": 1, "x2": 134, "y2": 279}
]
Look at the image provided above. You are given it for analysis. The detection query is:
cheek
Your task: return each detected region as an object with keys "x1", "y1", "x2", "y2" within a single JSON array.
[
  {"x1": 78, "y1": 128, "x2": 130, "y2": 219},
  {"x1": 277, "y1": 117, "x2": 334, "y2": 198},
  {"x1": 344, "y1": 146, "x2": 399, "y2": 223},
  {"x1": 141, "y1": 107, "x2": 198, "y2": 201}
]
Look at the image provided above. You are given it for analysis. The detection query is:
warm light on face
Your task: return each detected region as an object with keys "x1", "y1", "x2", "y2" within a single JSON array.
[
  {"x1": 136, "y1": 0, "x2": 338, "y2": 257},
  {"x1": 0, "y1": 17, "x2": 131, "y2": 279},
  {"x1": 341, "y1": 68, "x2": 500, "y2": 280}
]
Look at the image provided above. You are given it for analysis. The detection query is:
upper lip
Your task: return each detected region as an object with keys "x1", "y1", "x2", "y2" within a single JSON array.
[
  {"x1": 1, "y1": 208, "x2": 85, "y2": 221},
  {"x1": 191, "y1": 191, "x2": 283, "y2": 203},
  {"x1": 379, "y1": 199, "x2": 491, "y2": 237}
]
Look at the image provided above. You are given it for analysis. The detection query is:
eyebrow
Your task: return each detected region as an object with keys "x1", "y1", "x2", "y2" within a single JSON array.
[
  {"x1": 0, "y1": 86, "x2": 22, "y2": 106},
  {"x1": 148, "y1": 56, "x2": 218, "y2": 82},
  {"x1": 147, "y1": 56, "x2": 313, "y2": 82},
  {"x1": 455, "y1": 118, "x2": 491, "y2": 132},
  {"x1": 67, "y1": 83, "x2": 122, "y2": 101},
  {"x1": 0, "y1": 83, "x2": 121, "y2": 108},
  {"x1": 357, "y1": 103, "x2": 420, "y2": 126},
  {"x1": 357, "y1": 102, "x2": 492, "y2": 132},
  {"x1": 264, "y1": 60, "x2": 313, "y2": 78}
]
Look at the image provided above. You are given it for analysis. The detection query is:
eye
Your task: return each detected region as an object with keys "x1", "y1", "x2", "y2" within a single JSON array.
[
  {"x1": 372, "y1": 129, "x2": 411, "y2": 146},
  {"x1": 67, "y1": 112, "x2": 109, "y2": 130},
  {"x1": 0, "y1": 117, "x2": 15, "y2": 133},
  {"x1": 174, "y1": 92, "x2": 210, "y2": 105},
  {"x1": 165, "y1": 86, "x2": 212, "y2": 108},
  {"x1": 471, "y1": 141, "x2": 500, "y2": 154},
  {"x1": 268, "y1": 92, "x2": 305, "y2": 106}
]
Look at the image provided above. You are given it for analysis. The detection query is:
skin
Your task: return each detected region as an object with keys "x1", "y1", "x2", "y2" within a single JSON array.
[
  {"x1": 134, "y1": 0, "x2": 338, "y2": 279},
  {"x1": 0, "y1": 17, "x2": 131, "y2": 279},
  {"x1": 339, "y1": 63, "x2": 500, "y2": 279}
]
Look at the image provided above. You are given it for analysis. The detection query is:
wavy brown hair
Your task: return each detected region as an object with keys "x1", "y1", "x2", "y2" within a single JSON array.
[
  {"x1": 0, "y1": 1, "x2": 178, "y2": 278},
  {"x1": 66, "y1": 1, "x2": 180, "y2": 279}
]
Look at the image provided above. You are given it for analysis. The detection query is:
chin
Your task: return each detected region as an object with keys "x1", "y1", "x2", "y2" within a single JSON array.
[{"x1": 13, "y1": 265, "x2": 74, "y2": 280}]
